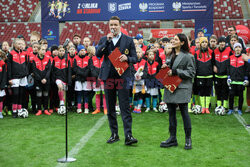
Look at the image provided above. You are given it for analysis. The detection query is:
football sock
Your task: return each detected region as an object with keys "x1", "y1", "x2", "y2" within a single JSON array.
[
  {"x1": 223, "y1": 100, "x2": 228, "y2": 109},
  {"x1": 217, "y1": 100, "x2": 222, "y2": 107},
  {"x1": 200, "y1": 96, "x2": 205, "y2": 108},
  {"x1": 12, "y1": 104, "x2": 17, "y2": 113},
  {"x1": 0, "y1": 101, "x2": 3, "y2": 112},
  {"x1": 95, "y1": 94, "x2": 100, "y2": 110},
  {"x1": 205, "y1": 96, "x2": 211, "y2": 109},
  {"x1": 77, "y1": 103, "x2": 81, "y2": 109},
  {"x1": 103, "y1": 94, "x2": 107, "y2": 110}
]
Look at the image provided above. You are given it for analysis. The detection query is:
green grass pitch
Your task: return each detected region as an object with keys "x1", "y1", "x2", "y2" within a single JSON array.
[{"x1": 0, "y1": 109, "x2": 250, "y2": 167}]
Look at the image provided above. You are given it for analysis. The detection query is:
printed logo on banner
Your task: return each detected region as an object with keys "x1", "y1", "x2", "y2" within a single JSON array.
[
  {"x1": 48, "y1": 0, "x2": 71, "y2": 19},
  {"x1": 139, "y1": 2, "x2": 164, "y2": 12},
  {"x1": 201, "y1": 27, "x2": 208, "y2": 33},
  {"x1": 118, "y1": 3, "x2": 131, "y2": 11},
  {"x1": 139, "y1": 3, "x2": 148, "y2": 12},
  {"x1": 77, "y1": 3, "x2": 101, "y2": 14},
  {"x1": 44, "y1": 28, "x2": 57, "y2": 41},
  {"x1": 108, "y1": 2, "x2": 117, "y2": 13},
  {"x1": 172, "y1": 2, "x2": 181, "y2": 11},
  {"x1": 48, "y1": 29, "x2": 53, "y2": 36}
]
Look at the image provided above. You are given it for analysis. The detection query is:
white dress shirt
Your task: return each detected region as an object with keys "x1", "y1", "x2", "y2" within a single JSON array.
[{"x1": 112, "y1": 32, "x2": 122, "y2": 46}]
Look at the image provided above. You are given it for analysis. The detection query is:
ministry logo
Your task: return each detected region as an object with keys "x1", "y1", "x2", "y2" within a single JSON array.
[
  {"x1": 172, "y1": 2, "x2": 181, "y2": 11},
  {"x1": 139, "y1": 2, "x2": 148, "y2": 12},
  {"x1": 108, "y1": 2, "x2": 117, "y2": 13}
]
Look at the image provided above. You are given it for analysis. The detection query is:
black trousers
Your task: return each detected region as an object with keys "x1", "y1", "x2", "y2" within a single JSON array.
[
  {"x1": 229, "y1": 85, "x2": 244, "y2": 110},
  {"x1": 167, "y1": 103, "x2": 191, "y2": 138},
  {"x1": 104, "y1": 77, "x2": 132, "y2": 137},
  {"x1": 214, "y1": 78, "x2": 229, "y2": 101}
]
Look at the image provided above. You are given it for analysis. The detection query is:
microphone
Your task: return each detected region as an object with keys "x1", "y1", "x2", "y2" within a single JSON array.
[{"x1": 108, "y1": 29, "x2": 114, "y2": 42}]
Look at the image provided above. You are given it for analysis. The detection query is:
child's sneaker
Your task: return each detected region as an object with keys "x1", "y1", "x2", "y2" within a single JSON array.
[
  {"x1": 49, "y1": 109, "x2": 54, "y2": 113},
  {"x1": 201, "y1": 108, "x2": 206, "y2": 114},
  {"x1": 77, "y1": 109, "x2": 82, "y2": 114},
  {"x1": 104, "y1": 109, "x2": 108, "y2": 115},
  {"x1": 137, "y1": 108, "x2": 141, "y2": 113},
  {"x1": 145, "y1": 108, "x2": 150, "y2": 113},
  {"x1": 227, "y1": 109, "x2": 234, "y2": 115},
  {"x1": 44, "y1": 110, "x2": 51, "y2": 115},
  {"x1": 237, "y1": 110, "x2": 242, "y2": 115},
  {"x1": 153, "y1": 108, "x2": 158, "y2": 112},
  {"x1": 92, "y1": 109, "x2": 100, "y2": 114},
  {"x1": 84, "y1": 108, "x2": 89, "y2": 114},
  {"x1": 36, "y1": 110, "x2": 42, "y2": 116},
  {"x1": 0, "y1": 112, "x2": 3, "y2": 119},
  {"x1": 205, "y1": 108, "x2": 210, "y2": 114},
  {"x1": 188, "y1": 109, "x2": 193, "y2": 113},
  {"x1": 133, "y1": 108, "x2": 138, "y2": 113}
]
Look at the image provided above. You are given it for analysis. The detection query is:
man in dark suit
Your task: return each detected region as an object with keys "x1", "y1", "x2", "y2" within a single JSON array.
[{"x1": 96, "y1": 16, "x2": 138, "y2": 145}]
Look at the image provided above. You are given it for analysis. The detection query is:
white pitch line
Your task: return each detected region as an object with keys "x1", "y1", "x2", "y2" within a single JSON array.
[
  {"x1": 56, "y1": 115, "x2": 107, "y2": 167},
  {"x1": 233, "y1": 113, "x2": 250, "y2": 135}
]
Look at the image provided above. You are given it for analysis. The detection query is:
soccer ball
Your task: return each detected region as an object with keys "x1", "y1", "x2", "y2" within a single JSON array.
[
  {"x1": 159, "y1": 102, "x2": 168, "y2": 113},
  {"x1": 192, "y1": 105, "x2": 202, "y2": 115},
  {"x1": 215, "y1": 106, "x2": 226, "y2": 116},
  {"x1": 18, "y1": 108, "x2": 29, "y2": 118},
  {"x1": 58, "y1": 106, "x2": 66, "y2": 115}
]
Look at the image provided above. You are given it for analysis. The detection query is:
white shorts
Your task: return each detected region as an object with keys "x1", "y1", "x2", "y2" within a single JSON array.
[
  {"x1": 146, "y1": 87, "x2": 159, "y2": 96},
  {"x1": 93, "y1": 81, "x2": 104, "y2": 91},
  {"x1": 11, "y1": 77, "x2": 28, "y2": 88},
  {"x1": 134, "y1": 80, "x2": 145, "y2": 93},
  {"x1": 75, "y1": 81, "x2": 92, "y2": 91},
  {"x1": 56, "y1": 79, "x2": 67, "y2": 90},
  {"x1": 50, "y1": 9, "x2": 54, "y2": 13},
  {"x1": 0, "y1": 90, "x2": 6, "y2": 97}
]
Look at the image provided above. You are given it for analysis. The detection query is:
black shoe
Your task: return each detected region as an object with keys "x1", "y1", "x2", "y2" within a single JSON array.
[
  {"x1": 184, "y1": 138, "x2": 192, "y2": 150},
  {"x1": 125, "y1": 135, "x2": 138, "y2": 145},
  {"x1": 106, "y1": 134, "x2": 120, "y2": 144},
  {"x1": 12, "y1": 112, "x2": 18, "y2": 118},
  {"x1": 160, "y1": 136, "x2": 178, "y2": 148}
]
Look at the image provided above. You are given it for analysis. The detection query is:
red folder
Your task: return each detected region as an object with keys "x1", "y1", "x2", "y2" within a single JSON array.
[
  {"x1": 156, "y1": 67, "x2": 182, "y2": 93},
  {"x1": 108, "y1": 47, "x2": 129, "y2": 76}
]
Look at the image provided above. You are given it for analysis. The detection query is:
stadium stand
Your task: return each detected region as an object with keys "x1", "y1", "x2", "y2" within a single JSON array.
[
  {"x1": 0, "y1": 0, "x2": 39, "y2": 22},
  {"x1": 214, "y1": 0, "x2": 243, "y2": 19},
  {"x1": 0, "y1": 23, "x2": 41, "y2": 43},
  {"x1": 59, "y1": 21, "x2": 160, "y2": 45}
]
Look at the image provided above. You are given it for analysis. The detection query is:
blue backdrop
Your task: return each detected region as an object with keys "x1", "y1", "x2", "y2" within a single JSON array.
[{"x1": 41, "y1": 0, "x2": 214, "y2": 47}]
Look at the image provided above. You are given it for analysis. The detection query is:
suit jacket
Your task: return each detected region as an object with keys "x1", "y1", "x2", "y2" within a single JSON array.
[
  {"x1": 96, "y1": 33, "x2": 137, "y2": 81},
  {"x1": 164, "y1": 51, "x2": 196, "y2": 103}
]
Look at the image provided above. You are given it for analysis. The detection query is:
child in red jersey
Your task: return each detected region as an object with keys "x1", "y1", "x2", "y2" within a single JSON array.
[
  {"x1": 194, "y1": 37, "x2": 214, "y2": 114},
  {"x1": 0, "y1": 50, "x2": 7, "y2": 118},
  {"x1": 66, "y1": 45, "x2": 76, "y2": 109},
  {"x1": 7, "y1": 38, "x2": 29, "y2": 118},
  {"x1": 73, "y1": 45, "x2": 91, "y2": 114},
  {"x1": 145, "y1": 50, "x2": 161, "y2": 112},
  {"x1": 88, "y1": 46, "x2": 107, "y2": 115},
  {"x1": 49, "y1": 45, "x2": 60, "y2": 113},
  {"x1": 227, "y1": 43, "x2": 248, "y2": 115},
  {"x1": 32, "y1": 45, "x2": 52, "y2": 116},
  {"x1": 52, "y1": 45, "x2": 71, "y2": 114},
  {"x1": 132, "y1": 47, "x2": 147, "y2": 113},
  {"x1": 213, "y1": 37, "x2": 231, "y2": 110}
]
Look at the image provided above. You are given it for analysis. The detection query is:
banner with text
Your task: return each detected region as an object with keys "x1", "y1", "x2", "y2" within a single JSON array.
[
  {"x1": 151, "y1": 29, "x2": 183, "y2": 38},
  {"x1": 41, "y1": 0, "x2": 213, "y2": 46}
]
